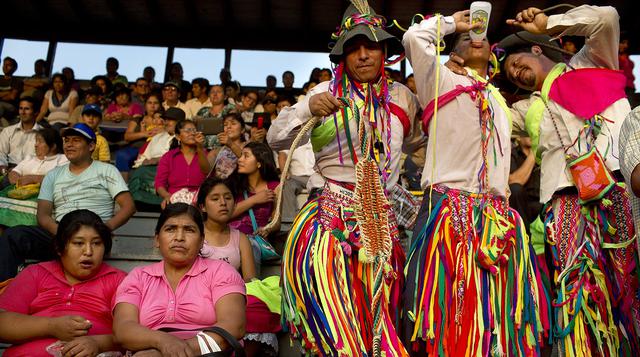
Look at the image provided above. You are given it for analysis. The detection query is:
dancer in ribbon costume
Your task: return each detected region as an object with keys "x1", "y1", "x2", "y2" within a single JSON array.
[
  {"x1": 402, "y1": 9, "x2": 550, "y2": 356},
  {"x1": 266, "y1": 1, "x2": 422, "y2": 355},
  {"x1": 500, "y1": 5, "x2": 640, "y2": 356}
]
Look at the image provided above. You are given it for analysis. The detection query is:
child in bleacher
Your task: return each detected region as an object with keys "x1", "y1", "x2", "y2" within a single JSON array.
[
  {"x1": 197, "y1": 177, "x2": 281, "y2": 357},
  {"x1": 80, "y1": 104, "x2": 110, "y2": 162}
]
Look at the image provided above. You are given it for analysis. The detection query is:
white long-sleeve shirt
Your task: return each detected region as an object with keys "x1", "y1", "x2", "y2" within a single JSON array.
[
  {"x1": 267, "y1": 80, "x2": 423, "y2": 189},
  {"x1": 510, "y1": 5, "x2": 629, "y2": 203},
  {"x1": 0, "y1": 121, "x2": 44, "y2": 167},
  {"x1": 403, "y1": 15, "x2": 512, "y2": 196}
]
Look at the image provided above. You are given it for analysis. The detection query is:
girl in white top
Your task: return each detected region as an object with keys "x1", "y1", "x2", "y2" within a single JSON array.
[
  {"x1": 36, "y1": 73, "x2": 78, "y2": 125},
  {"x1": 9, "y1": 128, "x2": 68, "y2": 186}
]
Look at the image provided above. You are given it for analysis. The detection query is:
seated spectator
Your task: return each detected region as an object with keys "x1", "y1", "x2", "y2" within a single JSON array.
[
  {"x1": 276, "y1": 95, "x2": 294, "y2": 115},
  {"x1": 161, "y1": 81, "x2": 187, "y2": 112},
  {"x1": 220, "y1": 68, "x2": 233, "y2": 87},
  {"x1": 308, "y1": 67, "x2": 321, "y2": 83},
  {"x1": 105, "y1": 57, "x2": 128, "y2": 87},
  {"x1": 0, "y1": 97, "x2": 44, "y2": 172},
  {"x1": 184, "y1": 77, "x2": 211, "y2": 119},
  {"x1": 0, "y1": 209, "x2": 126, "y2": 357},
  {"x1": 143, "y1": 66, "x2": 161, "y2": 93},
  {"x1": 261, "y1": 91, "x2": 277, "y2": 120},
  {"x1": 0, "y1": 123, "x2": 135, "y2": 281},
  {"x1": 318, "y1": 68, "x2": 333, "y2": 82},
  {"x1": 237, "y1": 90, "x2": 259, "y2": 123},
  {"x1": 7, "y1": 128, "x2": 67, "y2": 186},
  {"x1": 208, "y1": 112, "x2": 246, "y2": 179},
  {"x1": 131, "y1": 77, "x2": 150, "y2": 106},
  {"x1": 68, "y1": 85, "x2": 101, "y2": 125},
  {"x1": 116, "y1": 93, "x2": 165, "y2": 180},
  {"x1": 198, "y1": 178, "x2": 256, "y2": 281},
  {"x1": 225, "y1": 81, "x2": 242, "y2": 105},
  {"x1": 155, "y1": 119, "x2": 210, "y2": 208},
  {"x1": 61, "y1": 67, "x2": 80, "y2": 93},
  {"x1": 21, "y1": 59, "x2": 49, "y2": 101},
  {"x1": 228, "y1": 142, "x2": 280, "y2": 246},
  {"x1": 298, "y1": 81, "x2": 317, "y2": 102},
  {"x1": 278, "y1": 70, "x2": 301, "y2": 98},
  {"x1": 80, "y1": 104, "x2": 110, "y2": 163},
  {"x1": 127, "y1": 108, "x2": 181, "y2": 210},
  {"x1": 197, "y1": 178, "x2": 282, "y2": 356},
  {"x1": 90, "y1": 75, "x2": 113, "y2": 110},
  {"x1": 112, "y1": 203, "x2": 245, "y2": 355},
  {"x1": 0, "y1": 56, "x2": 23, "y2": 126},
  {"x1": 0, "y1": 128, "x2": 67, "y2": 229},
  {"x1": 265, "y1": 74, "x2": 277, "y2": 93},
  {"x1": 103, "y1": 84, "x2": 144, "y2": 131},
  {"x1": 167, "y1": 62, "x2": 192, "y2": 102},
  {"x1": 133, "y1": 107, "x2": 181, "y2": 168},
  {"x1": 36, "y1": 73, "x2": 79, "y2": 130},
  {"x1": 196, "y1": 84, "x2": 235, "y2": 119}
]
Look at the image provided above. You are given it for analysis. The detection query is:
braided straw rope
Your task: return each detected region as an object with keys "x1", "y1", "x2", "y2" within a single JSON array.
[{"x1": 263, "y1": 115, "x2": 321, "y2": 234}]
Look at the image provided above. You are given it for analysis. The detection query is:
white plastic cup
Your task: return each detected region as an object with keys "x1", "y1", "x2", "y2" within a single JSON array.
[{"x1": 470, "y1": 1, "x2": 492, "y2": 42}]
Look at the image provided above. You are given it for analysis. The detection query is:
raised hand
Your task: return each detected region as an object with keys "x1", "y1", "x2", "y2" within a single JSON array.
[
  {"x1": 452, "y1": 10, "x2": 482, "y2": 33},
  {"x1": 506, "y1": 7, "x2": 549, "y2": 34},
  {"x1": 309, "y1": 92, "x2": 343, "y2": 117}
]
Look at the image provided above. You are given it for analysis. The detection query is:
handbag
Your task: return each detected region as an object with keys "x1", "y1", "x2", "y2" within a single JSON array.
[
  {"x1": 546, "y1": 105, "x2": 615, "y2": 204},
  {"x1": 244, "y1": 191, "x2": 280, "y2": 262}
]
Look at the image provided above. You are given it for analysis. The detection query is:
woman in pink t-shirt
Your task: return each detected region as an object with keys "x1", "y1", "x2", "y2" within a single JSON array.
[
  {"x1": 0, "y1": 209, "x2": 126, "y2": 357},
  {"x1": 113, "y1": 203, "x2": 246, "y2": 356},
  {"x1": 197, "y1": 177, "x2": 256, "y2": 281}
]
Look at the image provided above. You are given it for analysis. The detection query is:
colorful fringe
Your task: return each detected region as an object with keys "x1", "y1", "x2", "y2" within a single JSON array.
[
  {"x1": 281, "y1": 181, "x2": 408, "y2": 356},
  {"x1": 405, "y1": 187, "x2": 550, "y2": 356},
  {"x1": 543, "y1": 184, "x2": 640, "y2": 356}
]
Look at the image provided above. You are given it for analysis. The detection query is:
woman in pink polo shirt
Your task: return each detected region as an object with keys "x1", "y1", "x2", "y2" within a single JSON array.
[
  {"x1": 0, "y1": 209, "x2": 126, "y2": 357},
  {"x1": 113, "y1": 203, "x2": 246, "y2": 356}
]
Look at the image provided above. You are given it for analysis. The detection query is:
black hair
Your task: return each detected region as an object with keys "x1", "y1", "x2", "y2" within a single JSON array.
[
  {"x1": 3, "y1": 57, "x2": 18, "y2": 74},
  {"x1": 230, "y1": 142, "x2": 279, "y2": 194},
  {"x1": 106, "y1": 57, "x2": 119, "y2": 68},
  {"x1": 320, "y1": 68, "x2": 333, "y2": 77},
  {"x1": 169, "y1": 119, "x2": 196, "y2": 150},
  {"x1": 36, "y1": 127, "x2": 64, "y2": 154},
  {"x1": 62, "y1": 67, "x2": 75, "y2": 79},
  {"x1": 197, "y1": 177, "x2": 237, "y2": 208},
  {"x1": 19, "y1": 96, "x2": 38, "y2": 109},
  {"x1": 276, "y1": 95, "x2": 295, "y2": 106},
  {"x1": 135, "y1": 77, "x2": 148, "y2": 84},
  {"x1": 155, "y1": 203, "x2": 204, "y2": 238},
  {"x1": 192, "y1": 77, "x2": 210, "y2": 92},
  {"x1": 90, "y1": 75, "x2": 114, "y2": 94},
  {"x1": 266, "y1": 75, "x2": 276, "y2": 81},
  {"x1": 222, "y1": 112, "x2": 246, "y2": 141},
  {"x1": 225, "y1": 80, "x2": 241, "y2": 93},
  {"x1": 283, "y1": 70, "x2": 294, "y2": 78},
  {"x1": 51, "y1": 73, "x2": 70, "y2": 93},
  {"x1": 54, "y1": 209, "x2": 113, "y2": 258},
  {"x1": 144, "y1": 66, "x2": 156, "y2": 76}
]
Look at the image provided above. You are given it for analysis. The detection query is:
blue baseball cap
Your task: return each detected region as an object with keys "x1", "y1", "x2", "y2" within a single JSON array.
[
  {"x1": 81, "y1": 103, "x2": 102, "y2": 117},
  {"x1": 62, "y1": 123, "x2": 97, "y2": 142}
]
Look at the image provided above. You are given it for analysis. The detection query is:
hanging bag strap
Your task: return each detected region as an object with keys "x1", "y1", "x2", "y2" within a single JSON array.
[{"x1": 243, "y1": 190, "x2": 259, "y2": 232}]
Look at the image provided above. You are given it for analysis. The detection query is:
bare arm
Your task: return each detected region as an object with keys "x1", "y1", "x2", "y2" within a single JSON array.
[
  {"x1": 10, "y1": 174, "x2": 45, "y2": 186},
  {"x1": 0, "y1": 310, "x2": 91, "y2": 343},
  {"x1": 105, "y1": 191, "x2": 136, "y2": 231},
  {"x1": 509, "y1": 152, "x2": 536, "y2": 185},
  {"x1": 113, "y1": 303, "x2": 195, "y2": 356},
  {"x1": 185, "y1": 293, "x2": 246, "y2": 351},
  {"x1": 124, "y1": 120, "x2": 147, "y2": 142},
  {"x1": 36, "y1": 97, "x2": 49, "y2": 122},
  {"x1": 36, "y1": 199, "x2": 58, "y2": 235},
  {"x1": 238, "y1": 233, "x2": 257, "y2": 281}
]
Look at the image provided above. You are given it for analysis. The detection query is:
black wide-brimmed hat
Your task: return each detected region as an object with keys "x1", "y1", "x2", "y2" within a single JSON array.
[
  {"x1": 329, "y1": 3, "x2": 403, "y2": 64},
  {"x1": 496, "y1": 31, "x2": 564, "y2": 63}
]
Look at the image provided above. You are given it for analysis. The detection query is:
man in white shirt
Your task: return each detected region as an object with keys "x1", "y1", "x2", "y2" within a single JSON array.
[
  {"x1": 183, "y1": 78, "x2": 211, "y2": 119},
  {"x1": 0, "y1": 96, "x2": 43, "y2": 172},
  {"x1": 0, "y1": 123, "x2": 136, "y2": 281},
  {"x1": 501, "y1": 5, "x2": 640, "y2": 354}
]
